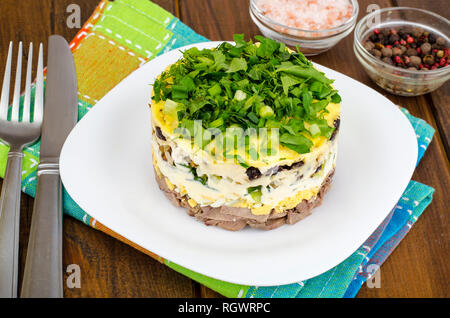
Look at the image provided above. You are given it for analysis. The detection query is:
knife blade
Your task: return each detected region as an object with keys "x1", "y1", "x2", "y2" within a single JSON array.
[
  {"x1": 40, "y1": 35, "x2": 78, "y2": 160},
  {"x1": 21, "y1": 35, "x2": 78, "y2": 298}
]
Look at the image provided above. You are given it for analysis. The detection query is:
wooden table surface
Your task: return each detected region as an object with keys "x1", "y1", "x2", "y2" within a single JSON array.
[{"x1": 0, "y1": 0, "x2": 448, "y2": 298}]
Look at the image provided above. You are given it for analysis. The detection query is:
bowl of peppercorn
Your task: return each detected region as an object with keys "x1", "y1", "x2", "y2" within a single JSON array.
[{"x1": 354, "y1": 7, "x2": 450, "y2": 96}]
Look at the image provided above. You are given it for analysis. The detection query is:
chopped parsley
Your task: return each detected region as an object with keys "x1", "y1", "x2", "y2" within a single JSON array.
[{"x1": 152, "y1": 34, "x2": 340, "y2": 155}]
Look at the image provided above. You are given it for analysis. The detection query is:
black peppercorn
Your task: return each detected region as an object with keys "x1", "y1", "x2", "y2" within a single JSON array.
[
  {"x1": 389, "y1": 33, "x2": 399, "y2": 43},
  {"x1": 406, "y1": 48, "x2": 418, "y2": 56},
  {"x1": 382, "y1": 56, "x2": 394, "y2": 65},
  {"x1": 428, "y1": 33, "x2": 436, "y2": 44}
]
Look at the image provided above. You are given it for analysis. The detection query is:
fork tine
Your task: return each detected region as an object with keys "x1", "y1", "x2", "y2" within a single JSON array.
[
  {"x1": 11, "y1": 42, "x2": 22, "y2": 122},
  {"x1": 33, "y1": 43, "x2": 44, "y2": 123},
  {"x1": 0, "y1": 42, "x2": 13, "y2": 120},
  {"x1": 23, "y1": 43, "x2": 33, "y2": 123}
]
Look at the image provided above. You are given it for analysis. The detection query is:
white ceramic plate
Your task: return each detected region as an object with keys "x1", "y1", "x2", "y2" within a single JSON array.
[{"x1": 60, "y1": 42, "x2": 417, "y2": 286}]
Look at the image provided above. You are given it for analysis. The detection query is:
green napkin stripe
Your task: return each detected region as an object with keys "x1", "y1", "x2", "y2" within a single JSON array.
[
  {"x1": 165, "y1": 260, "x2": 250, "y2": 298},
  {"x1": 92, "y1": 2, "x2": 173, "y2": 57},
  {"x1": 117, "y1": 0, "x2": 174, "y2": 27}
]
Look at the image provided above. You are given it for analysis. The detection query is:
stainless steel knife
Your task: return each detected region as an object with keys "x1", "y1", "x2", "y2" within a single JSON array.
[{"x1": 21, "y1": 35, "x2": 78, "y2": 298}]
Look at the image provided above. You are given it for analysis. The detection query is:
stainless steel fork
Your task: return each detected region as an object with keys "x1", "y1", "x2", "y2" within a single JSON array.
[{"x1": 0, "y1": 42, "x2": 44, "y2": 298}]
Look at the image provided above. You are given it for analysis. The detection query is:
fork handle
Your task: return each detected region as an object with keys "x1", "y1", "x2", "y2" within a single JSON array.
[
  {"x1": 21, "y1": 164, "x2": 63, "y2": 298},
  {"x1": 0, "y1": 151, "x2": 23, "y2": 298}
]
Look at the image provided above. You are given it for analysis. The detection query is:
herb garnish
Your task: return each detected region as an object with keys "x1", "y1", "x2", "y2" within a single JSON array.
[
  {"x1": 152, "y1": 34, "x2": 340, "y2": 155},
  {"x1": 180, "y1": 164, "x2": 208, "y2": 185}
]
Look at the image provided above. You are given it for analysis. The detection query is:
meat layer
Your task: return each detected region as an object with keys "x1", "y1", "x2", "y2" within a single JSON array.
[{"x1": 154, "y1": 168, "x2": 334, "y2": 231}]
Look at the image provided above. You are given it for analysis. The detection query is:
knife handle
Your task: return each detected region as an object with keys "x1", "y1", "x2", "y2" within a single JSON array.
[
  {"x1": 21, "y1": 163, "x2": 63, "y2": 298},
  {"x1": 0, "y1": 152, "x2": 23, "y2": 298}
]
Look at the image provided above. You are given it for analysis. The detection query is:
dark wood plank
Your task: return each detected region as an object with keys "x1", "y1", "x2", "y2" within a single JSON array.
[
  {"x1": 180, "y1": 0, "x2": 260, "y2": 40},
  {"x1": 181, "y1": 0, "x2": 449, "y2": 298},
  {"x1": 428, "y1": 82, "x2": 450, "y2": 157},
  {"x1": 62, "y1": 217, "x2": 197, "y2": 297}
]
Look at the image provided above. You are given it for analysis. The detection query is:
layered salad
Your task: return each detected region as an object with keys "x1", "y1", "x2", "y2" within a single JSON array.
[{"x1": 150, "y1": 35, "x2": 341, "y2": 230}]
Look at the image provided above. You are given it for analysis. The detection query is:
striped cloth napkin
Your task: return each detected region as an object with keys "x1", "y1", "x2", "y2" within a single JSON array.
[{"x1": 0, "y1": 0, "x2": 435, "y2": 298}]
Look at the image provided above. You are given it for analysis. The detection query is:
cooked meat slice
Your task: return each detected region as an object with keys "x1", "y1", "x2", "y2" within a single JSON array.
[
  {"x1": 205, "y1": 219, "x2": 247, "y2": 231},
  {"x1": 197, "y1": 206, "x2": 243, "y2": 222},
  {"x1": 248, "y1": 218, "x2": 285, "y2": 230},
  {"x1": 287, "y1": 209, "x2": 312, "y2": 224},
  {"x1": 155, "y1": 170, "x2": 170, "y2": 193},
  {"x1": 220, "y1": 206, "x2": 270, "y2": 223},
  {"x1": 268, "y1": 210, "x2": 287, "y2": 219},
  {"x1": 163, "y1": 191, "x2": 181, "y2": 207}
]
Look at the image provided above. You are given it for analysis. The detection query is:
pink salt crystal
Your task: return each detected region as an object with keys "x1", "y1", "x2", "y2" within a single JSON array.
[{"x1": 257, "y1": 0, "x2": 353, "y2": 31}]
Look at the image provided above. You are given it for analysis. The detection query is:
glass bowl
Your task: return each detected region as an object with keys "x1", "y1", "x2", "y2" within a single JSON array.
[
  {"x1": 249, "y1": 0, "x2": 359, "y2": 56},
  {"x1": 354, "y1": 7, "x2": 450, "y2": 96}
]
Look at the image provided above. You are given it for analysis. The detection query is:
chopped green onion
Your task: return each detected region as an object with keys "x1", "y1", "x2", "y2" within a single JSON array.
[
  {"x1": 308, "y1": 123, "x2": 320, "y2": 136},
  {"x1": 248, "y1": 186, "x2": 262, "y2": 203},
  {"x1": 259, "y1": 105, "x2": 274, "y2": 118},
  {"x1": 163, "y1": 99, "x2": 178, "y2": 116},
  {"x1": 234, "y1": 90, "x2": 247, "y2": 101},
  {"x1": 209, "y1": 117, "x2": 224, "y2": 128}
]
